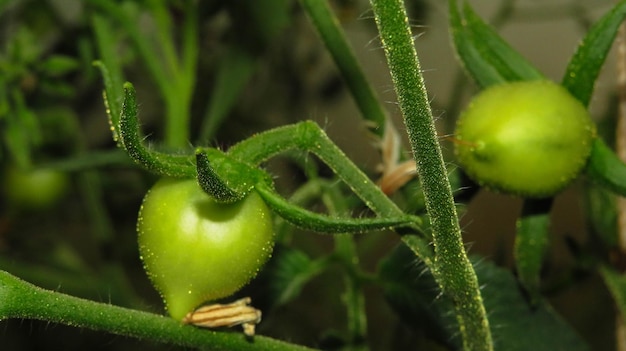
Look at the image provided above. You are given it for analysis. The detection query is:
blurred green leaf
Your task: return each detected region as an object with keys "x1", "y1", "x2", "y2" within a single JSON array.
[
  {"x1": 40, "y1": 80, "x2": 76, "y2": 98},
  {"x1": 448, "y1": 0, "x2": 544, "y2": 88},
  {"x1": 198, "y1": 45, "x2": 256, "y2": 142},
  {"x1": 380, "y1": 244, "x2": 590, "y2": 351},
  {"x1": 562, "y1": 0, "x2": 626, "y2": 107},
  {"x1": 3, "y1": 91, "x2": 40, "y2": 168},
  {"x1": 300, "y1": 0, "x2": 388, "y2": 136},
  {"x1": 39, "y1": 55, "x2": 80, "y2": 76}
]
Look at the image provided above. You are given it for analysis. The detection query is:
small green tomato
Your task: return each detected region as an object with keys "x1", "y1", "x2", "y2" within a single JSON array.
[
  {"x1": 2, "y1": 166, "x2": 69, "y2": 210},
  {"x1": 138, "y1": 178, "x2": 274, "y2": 320},
  {"x1": 454, "y1": 80, "x2": 596, "y2": 198}
]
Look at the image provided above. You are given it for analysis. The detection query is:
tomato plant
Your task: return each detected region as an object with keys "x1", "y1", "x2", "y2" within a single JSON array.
[
  {"x1": 137, "y1": 178, "x2": 275, "y2": 320},
  {"x1": 454, "y1": 80, "x2": 596, "y2": 198}
]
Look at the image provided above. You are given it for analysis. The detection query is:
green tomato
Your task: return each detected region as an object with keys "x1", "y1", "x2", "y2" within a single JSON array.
[
  {"x1": 454, "y1": 80, "x2": 596, "y2": 198},
  {"x1": 138, "y1": 178, "x2": 275, "y2": 320},
  {"x1": 2, "y1": 166, "x2": 69, "y2": 210}
]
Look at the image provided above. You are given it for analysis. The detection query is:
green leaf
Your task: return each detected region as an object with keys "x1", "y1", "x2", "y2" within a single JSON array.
[
  {"x1": 448, "y1": 0, "x2": 544, "y2": 88},
  {"x1": 378, "y1": 245, "x2": 455, "y2": 348},
  {"x1": 562, "y1": 0, "x2": 626, "y2": 107},
  {"x1": 380, "y1": 244, "x2": 590, "y2": 351},
  {"x1": 586, "y1": 138, "x2": 626, "y2": 196}
]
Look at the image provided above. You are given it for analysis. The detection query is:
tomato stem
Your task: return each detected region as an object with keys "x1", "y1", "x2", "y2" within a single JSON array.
[
  {"x1": 370, "y1": 0, "x2": 493, "y2": 350},
  {"x1": 0, "y1": 271, "x2": 316, "y2": 350}
]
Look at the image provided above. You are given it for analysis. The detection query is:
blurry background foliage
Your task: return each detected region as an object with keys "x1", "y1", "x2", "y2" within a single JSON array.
[{"x1": 0, "y1": 0, "x2": 620, "y2": 350}]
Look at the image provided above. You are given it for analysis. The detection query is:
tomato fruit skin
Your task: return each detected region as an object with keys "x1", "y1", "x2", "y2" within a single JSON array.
[
  {"x1": 454, "y1": 80, "x2": 596, "y2": 198},
  {"x1": 138, "y1": 178, "x2": 274, "y2": 320}
]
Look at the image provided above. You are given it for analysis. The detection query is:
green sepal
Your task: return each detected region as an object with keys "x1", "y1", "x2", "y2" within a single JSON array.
[
  {"x1": 118, "y1": 82, "x2": 195, "y2": 178},
  {"x1": 586, "y1": 138, "x2": 626, "y2": 196},
  {"x1": 195, "y1": 148, "x2": 268, "y2": 203},
  {"x1": 561, "y1": 0, "x2": 626, "y2": 107},
  {"x1": 93, "y1": 61, "x2": 122, "y2": 144},
  {"x1": 448, "y1": 0, "x2": 544, "y2": 88}
]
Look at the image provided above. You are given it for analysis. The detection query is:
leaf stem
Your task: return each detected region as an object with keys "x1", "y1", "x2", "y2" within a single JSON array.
[
  {"x1": 299, "y1": 0, "x2": 388, "y2": 136},
  {"x1": 368, "y1": 0, "x2": 492, "y2": 350}
]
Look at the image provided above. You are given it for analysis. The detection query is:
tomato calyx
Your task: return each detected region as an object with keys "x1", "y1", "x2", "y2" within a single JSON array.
[{"x1": 194, "y1": 149, "x2": 270, "y2": 204}]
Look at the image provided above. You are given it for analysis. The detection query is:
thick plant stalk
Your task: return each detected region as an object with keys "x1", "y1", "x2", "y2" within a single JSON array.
[
  {"x1": 0, "y1": 271, "x2": 315, "y2": 351},
  {"x1": 368, "y1": 1, "x2": 492, "y2": 350}
]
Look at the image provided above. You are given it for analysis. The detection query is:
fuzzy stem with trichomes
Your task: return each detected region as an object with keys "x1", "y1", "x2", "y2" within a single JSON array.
[
  {"x1": 0, "y1": 271, "x2": 316, "y2": 351},
  {"x1": 227, "y1": 120, "x2": 434, "y2": 261},
  {"x1": 368, "y1": 0, "x2": 492, "y2": 350},
  {"x1": 113, "y1": 81, "x2": 422, "y2": 234}
]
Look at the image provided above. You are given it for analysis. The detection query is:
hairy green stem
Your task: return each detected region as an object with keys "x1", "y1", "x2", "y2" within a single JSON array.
[
  {"x1": 369, "y1": 1, "x2": 492, "y2": 350},
  {"x1": 228, "y1": 120, "x2": 434, "y2": 261},
  {"x1": 0, "y1": 271, "x2": 316, "y2": 350},
  {"x1": 514, "y1": 198, "x2": 553, "y2": 303}
]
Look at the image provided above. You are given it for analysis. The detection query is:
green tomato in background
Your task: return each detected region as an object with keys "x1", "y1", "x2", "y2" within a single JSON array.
[
  {"x1": 2, "y1": 166, "x2": 69, "y2": 210},
  {"x1": 454, "y1": 80, "x2": 596, "y2": 198},
  {"x1": 137, "y1": 178, "x2": 275, "y2": 320}
]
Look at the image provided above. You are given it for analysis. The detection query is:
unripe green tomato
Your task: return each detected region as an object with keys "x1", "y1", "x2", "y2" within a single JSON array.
[
  {"x1": 454, "y1": 80, "x2": 596, "y2": 198},
  {"x1": 2, "y1": 166, "x2": 69, "y2": 210},
  {"x1": 137, "y1": 178, "x2": 274, "y2": 320}
]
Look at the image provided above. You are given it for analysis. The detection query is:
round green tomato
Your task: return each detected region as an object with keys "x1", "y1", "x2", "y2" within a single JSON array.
[
  {"x1": 137, "y1": 178, "x2": 274, "y2": 320},
  {"x1": 454, "y1": 80, "x2": 596, "y2": 198},
  {"x1": 2, "y1": 166, "x2": 69, "y2": 210}
]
